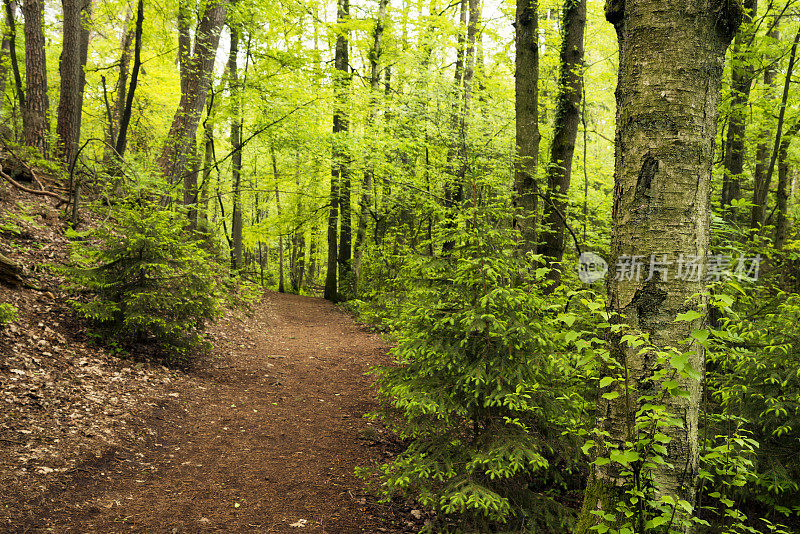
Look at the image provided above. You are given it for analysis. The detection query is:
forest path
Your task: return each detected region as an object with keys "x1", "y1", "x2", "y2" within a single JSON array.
[{"x1": 34, "y1": 291, "x2": 404, "y2": 533}]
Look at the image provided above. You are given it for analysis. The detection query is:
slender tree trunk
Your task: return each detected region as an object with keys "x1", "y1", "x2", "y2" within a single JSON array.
[
  {"x1": 721, "y1": 0, "x2": 756, "y2": 215},
  {"x1": 513, "y1": 0, "x2": 540, "y2": 252},
  {"x1": 325, "y1": 0, "x2": 350, "y2": 302},
  {"x1": 753, "y1": 23, "x2": 800, "y2": 234},
  {"x1": 540, "y1": 0, "x2": 585, "y2": 288},
  {"x1": 56, "y1": 0, "x2": 91, "y2": 164},
  {"x1": 308, "y1": 225, "x2": 318, "y2": 287},
  {"x1": 773, "y1": 122, "x2": 798, "y2": 249},
  {"x1": 274, "y1": 180, "x2": 285, "y2": 294},
  {"x1": 157, "y1": 0, "x2": 227, "y2": 186},
  {"x1": 0, "y1": 17, "x2": 11, "y2": 116},
  {"x1": 4, "y1": 0, "x2": 24, "y2": 118},
  {"x1": 751, "y1": 23, "x2": 780, "y2": 230},
  {"x1": 177, "y1": 0, "x2": 191, "y2": 95},
  {"x1": 353, "y1": 0, "x2": 386, "y2": 295},
  {"x1": 115, "y1": 0, "x2": 142, "y2": 158},
  {"x1": 21, "y1": 0, "x2": 49, "y2": 156},
  {"x1": 575, "y1": 1, "x2": 738, "y2": 532},
  {"x1": 198, "y1": 96, "x2": 215, "y2": 235},
  {"x1": 230, "y1": 25, "x2": 243, "y2": 271},
  {"x1": 104, "y1": 8, "x2": 132, "y2": 160}
]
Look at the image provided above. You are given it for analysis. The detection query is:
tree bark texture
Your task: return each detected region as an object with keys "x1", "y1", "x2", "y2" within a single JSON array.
[
  {"x1": 575, "y1": 1, "x2": 739, "y2": 532},
  {"x1": 22, "y1": 0, "x2": 49, "y2": 156},
  {"x1": 540, "y1": 0, "x2": 585, "y2": 288},
  {"x1": 513, "y1": 0, "x2": 540, "y2": 253},
  {"x1": 157, "y1": 0, "x2": 227, "y2": 185},
  {"x1": 56, "y1": 0, "x2": 91, "y2": 164}
]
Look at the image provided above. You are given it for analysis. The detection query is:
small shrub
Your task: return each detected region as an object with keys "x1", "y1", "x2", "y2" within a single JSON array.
[
  {"x1": 0, "y1": 302, "x2": 17, "y2": 326},
  {"x1": 66, "y1": 200, "x2": 223, "y2": 364}
]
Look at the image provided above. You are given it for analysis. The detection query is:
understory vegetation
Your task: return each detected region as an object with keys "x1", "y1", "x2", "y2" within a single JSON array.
[{"x1": 0, "y1": 0, "x2": 798, "y2": 531}]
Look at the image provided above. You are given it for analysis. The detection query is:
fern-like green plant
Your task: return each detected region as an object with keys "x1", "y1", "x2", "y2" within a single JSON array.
[{"x1": 66, "y1": 200, "x2": 223, "y2": 364}]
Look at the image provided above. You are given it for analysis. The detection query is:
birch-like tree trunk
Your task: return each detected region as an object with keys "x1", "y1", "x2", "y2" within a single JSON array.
[{"x1": 575, "y1": 1, "x2": 739, "y2": 532}]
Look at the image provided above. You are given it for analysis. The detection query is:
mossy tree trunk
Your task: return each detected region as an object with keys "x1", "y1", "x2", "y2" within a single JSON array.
[
  {"x1": 575, "y1": 1, "x2": 739, "y2": 532},
  {"x1": 513, "y1": 0, "x2": 540, "y2": 253}
]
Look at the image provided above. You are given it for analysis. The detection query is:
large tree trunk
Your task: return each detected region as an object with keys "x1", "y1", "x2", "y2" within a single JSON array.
[
  {"x1": 56, "y1": 0, "x2": 91, "y2": 164},
  {"x1": 513, "y1": 0, "x2": 540, "y2": 252},
  {"x1": 575, "y1": 2, "x2": 738, "y2": 532},
  {"x1": 21, "y1": 0, "x2": 49, "y2": 156},
  {"x1": 720, "y1": 0, "x2": 756, "y2": 215},
  {"x1": 324, "y1": 0, "x2": 350, "y2": 302},
  {"x1": 539, "y1": 0, "x2": 585, "y2": 288},
  {"x1": 157, "y1": 0, "x2": 227, "y2": 186}
]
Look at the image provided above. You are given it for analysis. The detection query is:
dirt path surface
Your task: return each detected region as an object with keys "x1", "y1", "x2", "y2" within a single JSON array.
[{"x1": 19, "y1": 292, "x2": 407, "y2": 533}]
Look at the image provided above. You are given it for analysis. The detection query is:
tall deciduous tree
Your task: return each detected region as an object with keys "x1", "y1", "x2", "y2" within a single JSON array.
[
  {"x1": 157, "y1": 0, "x2": 227, "y2": 187},
  {"x1": 539, "y1": 0, "x2": 585, "y2": 288},
  {"x1": 353, "y1": 0, "x2": 387, "y2": 294},
  {"x1": 114, "y1": 0, "x2": 142, "y2": 158},
  {"x1": 21, "y1": 0, "x2": 49, "y2": 155},
  {"x1": 513, "y1": 0, "x2": 540, "y2": 252},
  {"x1": 229, "y1": 22, "x2": 243, "y2": 270},
  {"x1": 324, "y1": 0, "x2": 350, "y2": 301},
  {"x1": 575, "y1": 1, "x2": 739, "y2": 531},
  {"x1": 56, "y1": 0, "x2": 92, "y2": 164}
]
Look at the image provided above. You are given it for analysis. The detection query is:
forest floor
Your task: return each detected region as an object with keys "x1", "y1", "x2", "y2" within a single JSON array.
[
  {"x1": 4, "y1": 289, "x2": 423, "y2": 533},
  {"x1": 0, "y1": 184, "x2": 425, "y2": 533}
]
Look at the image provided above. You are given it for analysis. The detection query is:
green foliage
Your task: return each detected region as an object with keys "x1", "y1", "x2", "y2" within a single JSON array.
[
  {"x1": 65, "y1": 199, "x2": 223, "y2": 364},
  {"x1": 0, "y1": 302, "x2": 17, "y2": 326},
  {"x1": 364, "y1": 194, "x2": 585, "y2": 532}
]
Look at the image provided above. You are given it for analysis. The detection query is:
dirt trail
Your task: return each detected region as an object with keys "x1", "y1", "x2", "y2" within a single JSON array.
[{"x1": 24, "y1": 292, "x2": 404, "y2": 533}]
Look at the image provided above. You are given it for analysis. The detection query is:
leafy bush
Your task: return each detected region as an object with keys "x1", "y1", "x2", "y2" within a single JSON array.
[
  {"x1": 66, "y1": 200, "x2": 223, "y2": 363},
  {"x1": 364, "y1": 197, "x2": 585, "y2": 532}
]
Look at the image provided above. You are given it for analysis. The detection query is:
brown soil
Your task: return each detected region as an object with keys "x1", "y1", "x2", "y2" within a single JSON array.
[{"x1": 4, "y1": 291, "x2": 417, "y2": 533}]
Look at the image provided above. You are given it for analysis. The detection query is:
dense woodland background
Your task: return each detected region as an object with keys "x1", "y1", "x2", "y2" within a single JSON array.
[{"x1": 0, "y1": 0, "x2": 800, "y2": 531}]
